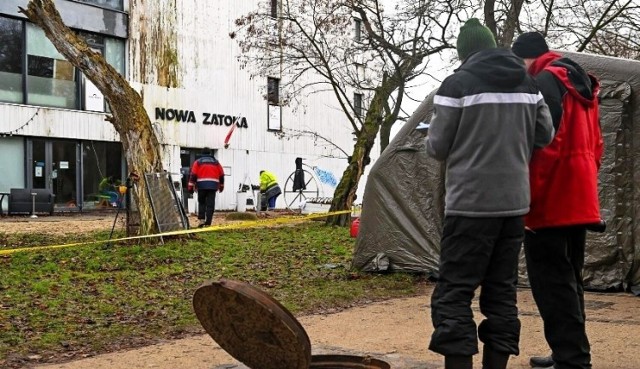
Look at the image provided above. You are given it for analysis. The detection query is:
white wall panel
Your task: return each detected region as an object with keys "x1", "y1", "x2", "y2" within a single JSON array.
[{"x1": 0, "y1": 104, "x2": 120, "y2": 141}]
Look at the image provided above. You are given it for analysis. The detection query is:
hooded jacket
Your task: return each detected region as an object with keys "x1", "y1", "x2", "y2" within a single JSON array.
[
  {"x1": 426, "y1": 48, "x2": 554, "y2": 217},
  {"x1": 260, "y1": 170, "x2": 282, "y2": 201},
  {"x1": 525, "y1": 51, "x2": 603, "y2": 229},
  {"x1": 260, "y1": 170, "x2": 279, "y2": 192},
  {"x1": 188, "y1": 154, "x2": 225, "y2": 191}
]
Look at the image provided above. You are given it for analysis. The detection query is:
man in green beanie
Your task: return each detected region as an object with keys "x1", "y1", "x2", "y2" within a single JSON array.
[
  {"x1": 456, "y1": 18, "x2": 499, "y2": 61},
  {"x1": 425, "y1": 18, "x2": 555, "y2": 369}
]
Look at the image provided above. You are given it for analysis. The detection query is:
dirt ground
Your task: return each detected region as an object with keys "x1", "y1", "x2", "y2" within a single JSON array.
[
  {"x1": 2, "y1": 214, "x2": 639, "y2": 369},
  {"x1": 0, "y1": 212, "x2": 123, "y2": 235},
  {"x1": 0, "y1": 211, "x2": 251, "y2": 236}
]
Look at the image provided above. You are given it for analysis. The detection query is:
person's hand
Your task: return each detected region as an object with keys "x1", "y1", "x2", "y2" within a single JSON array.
[
  {"x1": 188, "y1": 185, "x2": 194, "y2": 194},
  {"x1": 218, "y1": 184, "x2": 224, "y2": 193}
]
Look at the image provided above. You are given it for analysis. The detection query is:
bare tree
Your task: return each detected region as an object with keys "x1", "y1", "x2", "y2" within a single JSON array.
[
  {"x1": 235, "y1": 0, "x2": 473, "y2": 225},
  {"x1": 21, "y1": 0, "x2": 165, "y2": 235},
  {"x1": 558, "y1": 0, "x2": 639, "y2": 57},
  {"x1": 588, "y1": 29, "x2": 640, "y2": 60},
  {"x1": 484, "y1": 0, "x2": 525, "y2": 47},
  {"x1": 276, "y1": 128, "x2": 351, "y2": 159},
  {"x1": 487, "y1": 0, "x2": 640, "y2": 58}
]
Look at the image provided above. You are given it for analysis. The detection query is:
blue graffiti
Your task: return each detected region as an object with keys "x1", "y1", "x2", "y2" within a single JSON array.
[{"x1": 314, "y1": 167, "x2": 338, "y2": 187}]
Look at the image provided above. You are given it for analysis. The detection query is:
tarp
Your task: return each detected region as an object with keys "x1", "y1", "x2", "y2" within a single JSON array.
[{"x1": 352, "y1": 52, "x2": 640, "y2": 295}]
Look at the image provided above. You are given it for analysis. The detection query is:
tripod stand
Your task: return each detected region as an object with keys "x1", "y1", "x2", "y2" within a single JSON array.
[
  {"x1": 107, "y1": 184, "x2": 128, "y2": 247},
  {"x1": 238, "y1": 173, "x2": 260, "y2": 212}
]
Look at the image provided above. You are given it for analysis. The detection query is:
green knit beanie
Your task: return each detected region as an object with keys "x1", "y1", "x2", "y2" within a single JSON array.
[{"x1": 456, "y1": 18, "x2": 497, "y2": 60}]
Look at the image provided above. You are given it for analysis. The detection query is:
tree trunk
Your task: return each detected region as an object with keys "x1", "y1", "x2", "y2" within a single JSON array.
[
  {"x1": 326, "y1": 86, "x2": 387, "y2": 226},
  {"x1": 21, "y1": 0, "x2": 162, "y2": 235},
  {"x1": 379, "y1": 116, "x2": 393, "y2": 153},
  {"x1": 326, "y1": 57, "x2": 422, "y2": 227},
  {"x1": 485, "y1": 0, "x2": 525, "y2": 47},
  {"x1": 500, "y1": 0, "x2": 525, "y2": 47}
]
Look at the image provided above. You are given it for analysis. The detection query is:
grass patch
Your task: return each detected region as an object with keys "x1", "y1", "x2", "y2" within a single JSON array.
[
  {"x1": 225, "y1": 212, "x2": 259, "y2": 221},
  {"x1": 0, "y1": 222, "x2": 424, "y2": 365}
]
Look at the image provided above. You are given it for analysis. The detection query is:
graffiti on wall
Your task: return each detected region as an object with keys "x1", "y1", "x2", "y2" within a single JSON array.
[{"x1": 314, "y1": 167, "x2": 338, "y2": 187}]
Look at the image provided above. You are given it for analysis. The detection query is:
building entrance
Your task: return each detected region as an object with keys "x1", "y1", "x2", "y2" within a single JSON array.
[
  {"x1": 25, "y1": 138, "x2": 124, "y2": 211},
  {"x1": 51, "y1": 140, "x2": 80, "y2": 207},
  {"x1": 27, "y1": 139, "x2": 80, "y2": 209}
]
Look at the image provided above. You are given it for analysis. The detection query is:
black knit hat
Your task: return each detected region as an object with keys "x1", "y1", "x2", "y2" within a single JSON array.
[
  {"x1": 512, "y1": 32, "x2": 549, "y2": 58},
  {"x1": 456, "y1": 18, "x2": 497, "y2": 61}
]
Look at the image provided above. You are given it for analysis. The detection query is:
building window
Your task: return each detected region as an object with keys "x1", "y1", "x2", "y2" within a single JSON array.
[
  {"x1": 76, "y1": 0, "x2": 124, "y2": 11},
  {"x1": 270, "y1": 0, "x2": 278, "y2": 18},
  {"x1": 0, "y1": 17, "x2": 24, "y2": 104},
  {"x1": 0, "y1": 16, "x2": 126, "y2": 112},
  {"x1": 27, "y1": 23, "x2": 78, "y2": 109},
  {"x1": 267, "y1": 77, "x2": 281, "y2": 131},
  {"x1": 105, "y1": 38, "x2": 125, "y2": 76},
  {"x1": 355, "y1": 63, "x2": 365, "y2": 81},
  {"x1": 82, "y1": 140, "x2": 124, "y2": 209},
  {"x1": 78, "y1": 31, "x2": 125, "y2": 111},
  {"x1": 354, "y1": 93, "x2": 363, "y2": 117},
  {"x1": 268, "y1": 77, "x2": 280, "y2": 105},
  {"x1": 354, "y1": 18, "x2": 362, "y2": 41}
]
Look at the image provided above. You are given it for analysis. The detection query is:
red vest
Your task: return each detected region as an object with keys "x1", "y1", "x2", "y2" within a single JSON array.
[{"x1": 525, "y1": 54, "x2": 603, "y2": 230}]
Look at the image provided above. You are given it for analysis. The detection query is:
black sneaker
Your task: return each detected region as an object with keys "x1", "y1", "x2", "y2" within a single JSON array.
[{"x1": 530, "y1": 356, "x2": 554, "y2": 368}]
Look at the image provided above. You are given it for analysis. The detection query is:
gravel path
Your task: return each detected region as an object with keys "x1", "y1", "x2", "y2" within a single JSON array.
[{"x1": 34, "y1": 288, "x2": 640, "y2": 369}]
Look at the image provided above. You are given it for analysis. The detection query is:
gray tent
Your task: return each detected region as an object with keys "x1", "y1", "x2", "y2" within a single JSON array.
[{"x1": 352, "y1": 52, "x2": 640, "y2": 295}]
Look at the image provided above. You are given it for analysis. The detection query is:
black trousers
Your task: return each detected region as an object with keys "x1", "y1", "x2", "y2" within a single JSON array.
[
  {"x1": 429, "y1": 216, "x2": 523, "y2": 357},
  {"x1": 197, "y1": 189, "x2": 217, "y2": 225},
  {"x1": 524, "y1": 227, "x2": 591, "y2": 369}
]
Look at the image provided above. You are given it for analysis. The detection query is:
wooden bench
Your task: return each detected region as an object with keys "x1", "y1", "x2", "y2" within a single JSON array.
[{"x1": 8, "y1": 188, "x2": 55, "y2": 215}]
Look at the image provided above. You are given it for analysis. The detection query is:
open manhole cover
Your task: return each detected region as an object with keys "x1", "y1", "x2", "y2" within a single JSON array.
[
  {"x1": 194, "y1": 279, "x2": 391, "y2": 369},
  {"x1": 193, "y1": 279, "x2": 311, "y2": 369}
]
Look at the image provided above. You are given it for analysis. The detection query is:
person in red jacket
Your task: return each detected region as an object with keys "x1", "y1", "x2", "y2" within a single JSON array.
[
  {"x1": 188, "y1": 148, "x2": 225, "y2": 227},
  {"x1": 512, "y1": 32, "x2": 604, "y2": 369}
]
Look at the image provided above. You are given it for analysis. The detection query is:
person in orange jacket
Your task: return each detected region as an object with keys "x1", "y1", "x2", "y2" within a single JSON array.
[{"x1": 188, "y1": 148, "x2": 224, "y2": 227}]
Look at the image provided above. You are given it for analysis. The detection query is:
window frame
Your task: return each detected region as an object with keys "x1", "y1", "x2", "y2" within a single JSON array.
[
  {"x1": 0, "y1": 15, "x2": 26, "y2": 104},
  {"x1": 354, "y1": 92, "x2": 363, "y2": 117},
  {"x1": 0, "y1": 15, "x2": 126, "y2": 112},
  {"x1": 72, "y1": 0, "x2": 125, "y2": 12},
  {"x1": 267, "y1": 77, "x2": 280, "y2": 106},
  {"x1": 354, "y1": 18, "x2": 362, "y2": 41},
  {"x1": 267, "y1": 77, "x2": 282, "y2": 131},
  {"x1": 25, "y1": 22, "x2": 81, "y2": 110},
  {"x1": 354, "y1": 62, "x2": 365, "y2": 81}
]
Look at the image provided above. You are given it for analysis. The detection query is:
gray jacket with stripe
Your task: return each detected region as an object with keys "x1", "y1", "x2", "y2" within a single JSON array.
[{"x1": 426, "y1": 48, "x2": 554, "y2": 217}]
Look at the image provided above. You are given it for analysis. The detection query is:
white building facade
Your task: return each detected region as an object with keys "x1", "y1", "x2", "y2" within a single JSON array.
[{"x1": 0, "y1": 0, "x2": 373, "y2": 213}]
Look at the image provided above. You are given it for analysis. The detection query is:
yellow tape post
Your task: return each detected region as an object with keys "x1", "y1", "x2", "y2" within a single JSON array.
[{"x1": 0, "y1": 210, "x2": 353, "y2": 256}]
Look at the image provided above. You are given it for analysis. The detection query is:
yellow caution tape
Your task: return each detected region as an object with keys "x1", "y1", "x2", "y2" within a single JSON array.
[{"x1": 0, "y1": 210, "x2": 353, "y2": 256}]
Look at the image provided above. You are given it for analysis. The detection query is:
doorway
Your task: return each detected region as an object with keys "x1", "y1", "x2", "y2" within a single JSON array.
[
  {"x1": 180, "y1": 147, "x2": 218, "y2": 209},
  {"x1": 27, "y1": 138, "x2": 80, "y2": 210},
  {"x1": 51, "y1": 140, "x2": 80, "y2": 207}
]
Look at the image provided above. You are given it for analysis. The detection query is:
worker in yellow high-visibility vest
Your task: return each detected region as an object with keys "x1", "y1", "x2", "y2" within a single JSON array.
[{"x1": 259, "y1": 170, "x2": 281, "y2": 211}]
